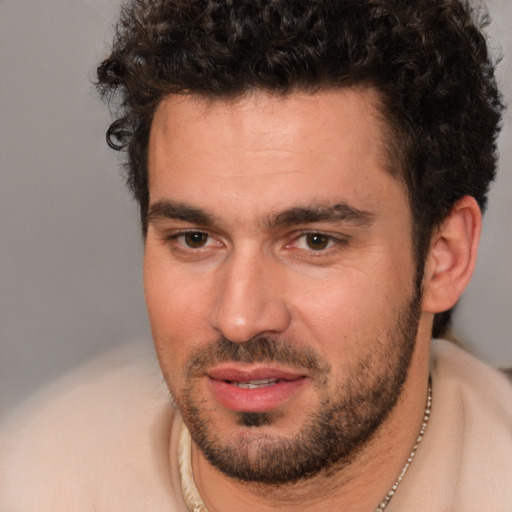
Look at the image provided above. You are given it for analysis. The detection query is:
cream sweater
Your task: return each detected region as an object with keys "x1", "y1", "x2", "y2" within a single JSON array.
[{"x1": 1, "y1": 339, "x2": 511, "y2": 511}]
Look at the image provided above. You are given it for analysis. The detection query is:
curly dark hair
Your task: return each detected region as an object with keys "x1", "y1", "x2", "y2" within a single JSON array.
[{"x1": 97, "y1": 0, "x2": 504, "y2": 337}]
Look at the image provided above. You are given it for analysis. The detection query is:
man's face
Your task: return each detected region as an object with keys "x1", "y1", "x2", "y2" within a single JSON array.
[{"x1": 144, "y1": 89, "x2": 422, "y2": 483}]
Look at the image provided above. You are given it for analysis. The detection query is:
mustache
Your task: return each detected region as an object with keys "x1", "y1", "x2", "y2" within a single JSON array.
[{"x1": 185, "y1": 336, "x2": 330, "y2": 378}]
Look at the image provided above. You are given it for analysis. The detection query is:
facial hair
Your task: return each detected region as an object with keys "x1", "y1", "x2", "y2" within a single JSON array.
[{"x1": 172, "y1": 288, "x2": 422, "y2": 485}]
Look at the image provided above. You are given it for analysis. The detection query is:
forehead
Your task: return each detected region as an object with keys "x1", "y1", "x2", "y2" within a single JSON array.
[
  {"x1": 147, "y1": 88, "x2": 406, "y2": 225},
  {"x1": 149, "y1": 88, "x2": 388, "y2": 164}
]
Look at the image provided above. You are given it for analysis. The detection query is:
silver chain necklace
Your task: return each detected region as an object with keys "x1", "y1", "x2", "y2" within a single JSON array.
[{"x1": 374, "y1": 383, "x2": 432, "y2": 511}]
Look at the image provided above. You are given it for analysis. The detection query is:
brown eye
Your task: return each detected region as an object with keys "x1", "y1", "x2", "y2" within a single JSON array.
[
  {"x1": 184, "y1": 232, "x2": 209, "y2": 248},
  {"x1": 305, "y1": 233, "x2": 330, "y2": 250}
]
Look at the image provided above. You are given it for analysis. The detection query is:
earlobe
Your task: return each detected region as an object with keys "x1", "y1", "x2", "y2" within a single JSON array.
[{"x1": 422, "y1": 196, "x2": 482, "y2": 313}]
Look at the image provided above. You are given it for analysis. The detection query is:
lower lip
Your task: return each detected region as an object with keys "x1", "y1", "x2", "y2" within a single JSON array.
[{"x1": 208, "y1": 377, "x2": 307, "y2": 413}]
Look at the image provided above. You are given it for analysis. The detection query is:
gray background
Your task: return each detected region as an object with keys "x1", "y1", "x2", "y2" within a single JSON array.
[{"x1": 1, "y1": 0, "x2": 511, "y2": 418}]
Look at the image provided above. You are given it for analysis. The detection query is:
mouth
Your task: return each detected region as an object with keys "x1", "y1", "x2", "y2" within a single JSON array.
[
  {"x1": 206, "y1": 366, "x2": 308, "y2": 413},
  {"x1": 229, "y1": 378, "x2": 282, "y2": 389}
]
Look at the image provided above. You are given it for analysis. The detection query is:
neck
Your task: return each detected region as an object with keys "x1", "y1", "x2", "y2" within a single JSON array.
[{"x1": 192, "y1": 341, "x2": 431, "y2": 512}]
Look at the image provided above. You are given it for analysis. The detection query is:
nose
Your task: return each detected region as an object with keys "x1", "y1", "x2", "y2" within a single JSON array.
[{"x1": 208, "y1": 248, "x2": 292, "y2": 343}]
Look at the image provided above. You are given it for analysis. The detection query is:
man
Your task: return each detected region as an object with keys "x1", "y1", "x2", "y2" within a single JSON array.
[{"x1": 1, "y1": 0, "x2": 511, "y2": 511}]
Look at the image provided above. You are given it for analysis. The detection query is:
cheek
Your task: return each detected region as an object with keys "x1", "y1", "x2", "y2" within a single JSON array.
[
  {"x1": 143, "y1": 248, "x2": 210, "y2": 370},
  {"x1": 289, "y1": 259, "x2": 413, "y2": 348},
  {"x1": 292, "y1": 281, "x2": 384, "y2": 343},
  {"x1": 144, "y1": 242, "x2": 202, "y2": 320}
]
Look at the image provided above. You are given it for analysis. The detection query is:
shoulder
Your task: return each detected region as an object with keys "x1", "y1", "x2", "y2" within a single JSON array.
[
  {"x1": 431, "y1": 338, "x2": 512, "y2": 411},
  {"x1": 391, "y1": 340, "x2": 512, "y2": 511},
  {"x1": 430, "y1": 339, "x2": 512, "y2": 461},
  {"x1": 0, "y1": 341, "x2": 186, "y2": 511}
]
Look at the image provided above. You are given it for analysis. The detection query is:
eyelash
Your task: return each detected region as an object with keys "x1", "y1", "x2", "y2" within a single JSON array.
[
  {"x1": 165, "y1": 231, "x2": 221, "y2": 251},
  {"x1": 292, "y1": 232, "x2": 348, "y2": 252},
  {"x1": 165, "y1": 229, "x2": 349, "y2": 254}
]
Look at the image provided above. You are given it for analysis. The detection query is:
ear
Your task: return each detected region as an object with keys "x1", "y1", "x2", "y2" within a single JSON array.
[{"x1": 422, "y1": 196, "x2": 482, "y2": 313}]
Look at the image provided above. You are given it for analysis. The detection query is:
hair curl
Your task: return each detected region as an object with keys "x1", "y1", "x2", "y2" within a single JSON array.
[{"x1": 97, "y1": 0, "x2": 504, "y2": 337}]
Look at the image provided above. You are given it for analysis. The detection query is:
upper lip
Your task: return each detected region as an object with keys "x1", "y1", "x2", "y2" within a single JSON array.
[{"x1": 207, "y1": 364, "x2": 307, "y2": 383}]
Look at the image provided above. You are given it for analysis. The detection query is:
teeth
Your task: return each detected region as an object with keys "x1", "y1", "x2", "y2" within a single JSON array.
[{"x1": 232, "y1": 378, "x2": 279, "y2": 389}]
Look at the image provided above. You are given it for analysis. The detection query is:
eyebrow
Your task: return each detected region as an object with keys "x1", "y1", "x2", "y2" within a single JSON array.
[
  {"x1": 147, "y1": 200, "x2": 217, "y2": 227},
  {"x1": 269, "y1": 203, "x2": 375, "y2": 229},
  {"x1": 147, "y1": 199, "x2": 375, "y2": 229}
]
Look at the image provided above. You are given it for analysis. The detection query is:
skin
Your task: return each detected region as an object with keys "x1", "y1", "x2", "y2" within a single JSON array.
[{"x1": 143, "y1": 88, "x2": 480, "y2": 511}]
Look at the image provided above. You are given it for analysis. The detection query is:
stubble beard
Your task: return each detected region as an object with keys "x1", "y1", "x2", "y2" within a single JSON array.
[{"x1": 172, "y1": 288, "x2": 422, "y2": 486}]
